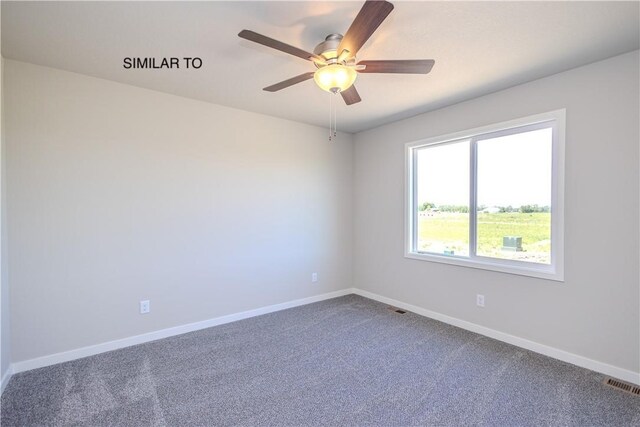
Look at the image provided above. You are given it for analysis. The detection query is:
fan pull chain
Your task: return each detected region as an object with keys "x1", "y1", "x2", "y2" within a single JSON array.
[
  {"x1": 329, "y1": 92, "x2": 333, "y2": 142},
  {"x1": 328, "y1": 92, "x2": 338, "y2": 142},
  {"x1": 333, "y1": 95, "x2": 337, "y2": 139}
]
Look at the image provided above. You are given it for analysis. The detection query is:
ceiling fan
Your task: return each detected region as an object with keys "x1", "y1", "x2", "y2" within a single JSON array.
[{"x1": 238, "y1": 0, "x2": 434, "y2": 106}]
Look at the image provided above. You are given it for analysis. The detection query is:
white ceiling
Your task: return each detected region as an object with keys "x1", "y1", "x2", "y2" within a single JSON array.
[{"x1": 2, "y1": 1, "x2": 639, "y2": 133}]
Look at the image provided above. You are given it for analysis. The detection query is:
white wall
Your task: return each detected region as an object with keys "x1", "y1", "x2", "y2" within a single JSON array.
[
  {"x1": 0, "y1": 3, "x2": 9, "y2": 388},
  {"x1": 3, "y1": 51, "x2": 639, "y2": 379},
  {"x1": 1, "y1": 52, "x2": 12, "y2": 386},
  {"x1": 4, "y1": 60, "x2": 353, "y2": 363},
  {"x1": 1, "y1": 0, "x2": 10, "y2": 385},
  {"x1": 353, "y1": 51, "x2": 639, "y2": 374}
]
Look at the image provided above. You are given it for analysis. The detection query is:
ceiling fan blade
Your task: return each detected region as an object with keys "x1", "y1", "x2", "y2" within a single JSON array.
[
  {"x1": 338, "y1": 0, "x2": 394, "y2": 57},
  {"x1": 239, "y1": 30, "x2": 323, "y2": 62},
  {"x1": 263, "y1": 72, "x2": 315, "y2": 92},
  {"x1": 341, "y1": 85, "x2": 362, "y2": 105},
  {"x1": 357, "y1": 60, "x2": 435, "y2": 74}
]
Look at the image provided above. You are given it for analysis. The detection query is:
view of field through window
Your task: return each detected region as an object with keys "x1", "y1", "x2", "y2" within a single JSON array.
[
  {"x1": 416, "y1": 140, "x2": 470, "y2": 256},
  {"x1": 415, "y1": 127, "x2": 553, "y2": 264}
]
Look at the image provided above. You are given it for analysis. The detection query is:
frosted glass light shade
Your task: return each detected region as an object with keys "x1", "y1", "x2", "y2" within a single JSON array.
[{"x1": 313, "y1": 64, "x2": 357, "y2": 93}]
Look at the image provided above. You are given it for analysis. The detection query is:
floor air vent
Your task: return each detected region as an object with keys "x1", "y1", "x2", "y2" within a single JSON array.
[
  {"x1": 388, "y1": 306, "x2": 406, "y2": 314},
  {"x1": 604, "y1": 378, "x2": 640, "y2": 396}
]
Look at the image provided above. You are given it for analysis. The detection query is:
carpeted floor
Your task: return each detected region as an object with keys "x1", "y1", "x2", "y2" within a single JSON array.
[{"x1": 1, "y1": 294, "x2": 639, "y2": 426}]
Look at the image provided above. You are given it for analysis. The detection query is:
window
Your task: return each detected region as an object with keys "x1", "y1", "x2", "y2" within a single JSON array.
[{"x1": 405, "y1": 110, "x2": 565, "y2": 281}]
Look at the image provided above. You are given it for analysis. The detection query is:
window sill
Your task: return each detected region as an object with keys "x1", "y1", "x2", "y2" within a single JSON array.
[{"x1": 405, "y1": 251, "x2": 564, "y2": 282}]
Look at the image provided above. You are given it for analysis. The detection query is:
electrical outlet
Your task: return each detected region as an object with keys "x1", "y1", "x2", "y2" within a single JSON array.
[
  {"x1": 476, "y1": 294, "x2": 485, "y2": 308},
  {"x1": 140, "y1": 300, "x2": 150, "y2": 314},
  {"x1": 311, "y1": 272, "x2": 318, "y2": 283}
]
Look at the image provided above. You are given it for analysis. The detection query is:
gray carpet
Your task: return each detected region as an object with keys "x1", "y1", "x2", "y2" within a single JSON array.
[{"x1": 1, "y1": 294, "x2": 639, "y2": 426}]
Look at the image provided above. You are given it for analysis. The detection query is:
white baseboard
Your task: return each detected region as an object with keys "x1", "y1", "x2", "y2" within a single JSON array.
[
  {"x1": 352, "y1": 288, "x2": 640, "y2": 386},
  {"x1": 8, "y1": 287, "x2": 640, "y2": 387},
  {"x1": 0, "y1": 365, "x2": 12, "y2": 395},
  {"x1": 11, "y1": 288, "x2": 355, "y2": 375}
]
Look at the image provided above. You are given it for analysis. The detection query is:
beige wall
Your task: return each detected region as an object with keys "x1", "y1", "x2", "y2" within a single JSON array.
[
  {"x1": 5, "y1": 60, "x2": 353, "y2": 363},
  {"x1": 353, "y1": 50, "x2": 640, "y2": 374}
]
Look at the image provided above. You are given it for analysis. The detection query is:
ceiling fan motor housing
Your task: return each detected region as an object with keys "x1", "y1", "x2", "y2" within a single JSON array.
[{"x1": 314, "y1": 34, "x2": 344, "y2": 63}]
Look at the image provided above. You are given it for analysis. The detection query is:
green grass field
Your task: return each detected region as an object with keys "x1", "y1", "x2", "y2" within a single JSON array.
[{"x1": 417, "y1": 212, "x2": 551, "y2": 264}]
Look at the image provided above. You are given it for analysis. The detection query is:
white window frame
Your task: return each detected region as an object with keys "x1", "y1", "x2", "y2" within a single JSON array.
[{"x1": 405, "y1": 109, "x2": 565, "y2": 281}]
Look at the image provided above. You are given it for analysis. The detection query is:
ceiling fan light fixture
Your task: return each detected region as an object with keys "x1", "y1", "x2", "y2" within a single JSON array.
[{"x1": 313, "y1": 64, "x2": 357, "y2": 93}]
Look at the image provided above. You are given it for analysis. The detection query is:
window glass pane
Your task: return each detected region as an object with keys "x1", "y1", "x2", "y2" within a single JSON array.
[
  {"x1": 415, "y1": 140, "x2": 470, "y2": 256},
  {"x1": 476, "y1": 127, "x2": 552, "y2": 264}
]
